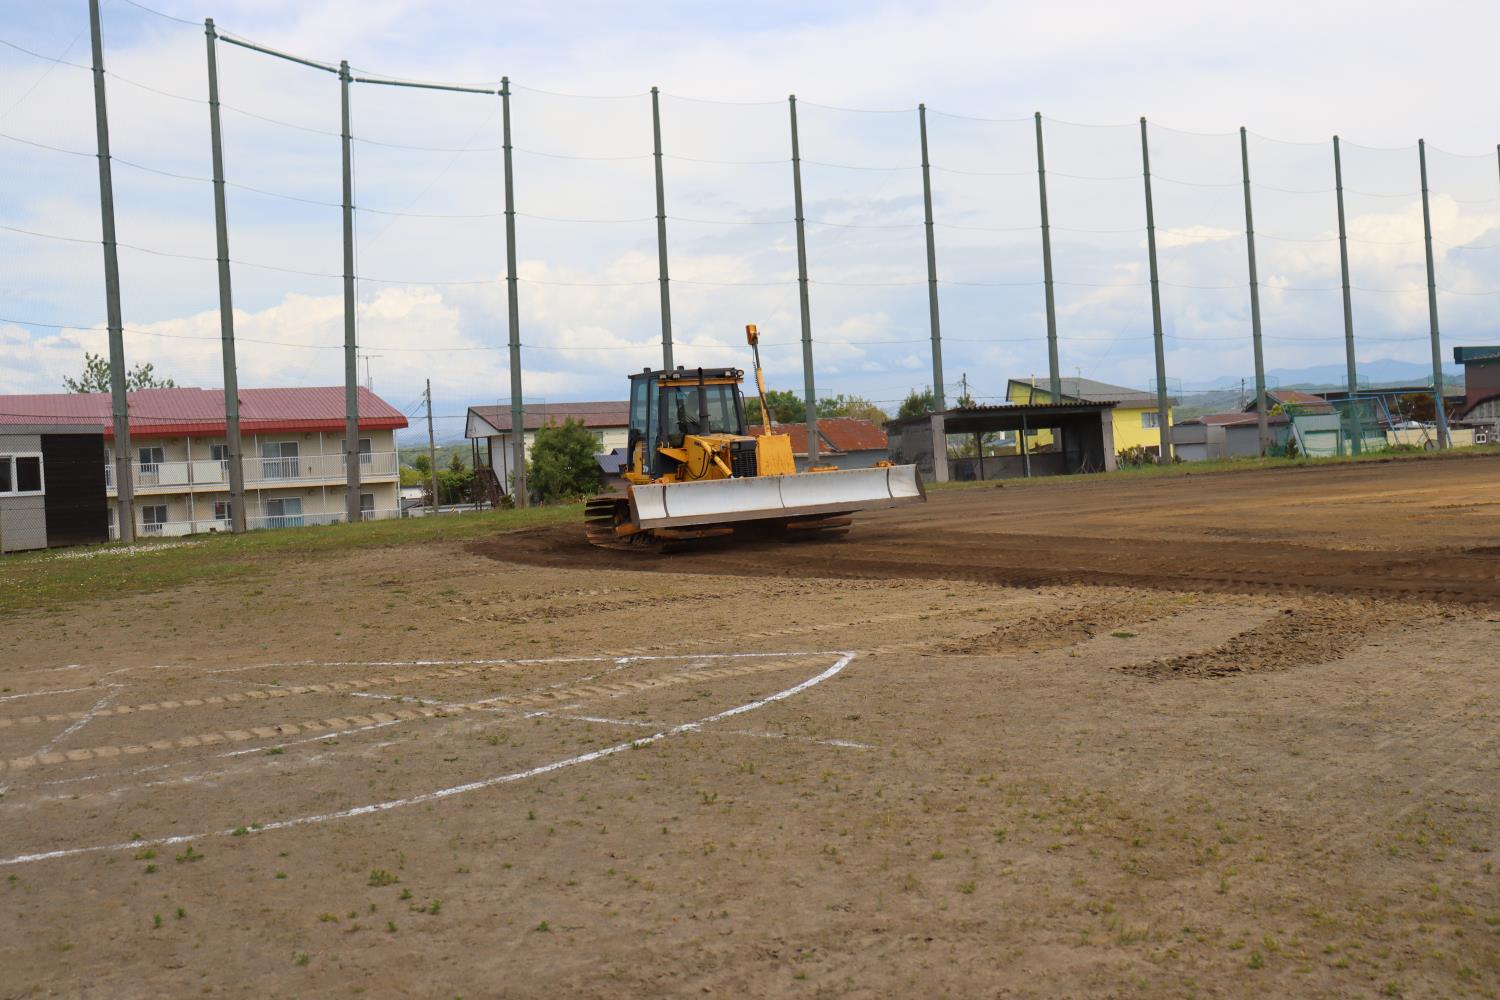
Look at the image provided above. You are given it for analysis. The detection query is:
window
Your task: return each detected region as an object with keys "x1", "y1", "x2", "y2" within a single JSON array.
[
  {"x1": 211, "y1": 444, "x2": 230, "y2": 462},
  {"x1": 260, "y1": 441, "x2": 299, "y2": 479},
  {"x1": 213, "y1": 500, "x2": 232, "y2": 521},
  {"x1": 0, "y1": 454, "x2": 44, "y2": 495},
  {"x1": 342, "y1": 491, "x2": 377, "y2": 521},
  {"x1": 141, "y1": 504, "x2": 168, "y2": 535},
  {"x1": 341, "y1": 438, "x2": 374, "y2": 466},
  {"x1": 1141, "y1": 411, "x2": 1161, "y2": 429},
  {"x1": 137, "y1": 445, "x2": 165, "y2": 485},
  {"x1": 264, "y1": 496, "x2": 303, "y2": 528},
  {"x1": 663, "y1": 383, "x2": 738, "y2": 446}
]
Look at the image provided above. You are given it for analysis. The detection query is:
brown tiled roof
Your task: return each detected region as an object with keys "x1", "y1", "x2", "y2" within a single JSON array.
[
  {"x1": 469, "y1": 401, "x2": 629, "y2": 433},
  {"x1": 747, "y1": 418, "x2": 888, "y2": 457}
]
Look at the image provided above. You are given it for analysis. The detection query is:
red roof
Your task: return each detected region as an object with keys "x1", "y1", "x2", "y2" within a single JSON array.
[
  {"x1": 469, "y1": 401, "x2": 629, "y2": 433},
  {"x1": 747, "y1": 418, "x2": 888, "y2": 457},
  {"x1": 0, "y1": 386, "x2": 408, "y2": 439}
]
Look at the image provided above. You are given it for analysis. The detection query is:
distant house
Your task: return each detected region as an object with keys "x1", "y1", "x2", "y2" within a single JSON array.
[
  {"x1": 1007, "y1": 377, "x2": 1174, "y2": 457},
  {"x1": 1171, "y1": 411, "x2": 1291, "y2": 461},
  {"x1": 0, "y1": 386, "x2": 407, "y2": 538},
  {"x1": 466, "y1": 401, "x2": 629, "y2": 488},
  {"x1": 747, "y1": 418, "x2": 890, "y2": 471},
  {"x1": 1454, "y1": 346, "x2": 1500, "y2": 442}
]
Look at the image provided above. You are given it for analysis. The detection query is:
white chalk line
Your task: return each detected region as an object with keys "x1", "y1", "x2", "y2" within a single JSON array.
[
  {"x1": 531, "y1": 711, "x2": 877, "y2": 751},
  {"x1": 0, "y1": 651, "x2": 856, "y2": 867},
  {"x1": 0, "y1": 690, "x2": 118, "y2": 798}
]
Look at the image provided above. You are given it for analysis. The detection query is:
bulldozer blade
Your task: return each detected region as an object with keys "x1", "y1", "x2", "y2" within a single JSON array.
[{"x1": 628, "y1": 464, "x2": 925, "y2": 530}]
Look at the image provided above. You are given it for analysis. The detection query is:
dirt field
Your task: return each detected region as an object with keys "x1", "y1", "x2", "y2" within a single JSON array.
[{"x1": 2, "y1": 455, "x2": 1498, "y2": 998}]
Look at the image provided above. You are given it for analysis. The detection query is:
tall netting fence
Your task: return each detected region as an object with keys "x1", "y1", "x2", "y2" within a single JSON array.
[{"x1": 2, "y1": 1, "x2": 1498, "y2": 548}]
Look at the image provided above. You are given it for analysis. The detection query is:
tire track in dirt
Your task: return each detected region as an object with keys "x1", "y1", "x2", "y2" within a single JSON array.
[
  {"x1": 1120, "y1": 598, "x2": 1440, "y2": 679},
  {"x1": 935, "y1": 591, "x2": 1204, "y2": 656}
]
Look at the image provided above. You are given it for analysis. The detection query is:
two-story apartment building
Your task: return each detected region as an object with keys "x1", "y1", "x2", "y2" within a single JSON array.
[{"x1": 0, "y1": 386, "x2": 407, "y2": 538}]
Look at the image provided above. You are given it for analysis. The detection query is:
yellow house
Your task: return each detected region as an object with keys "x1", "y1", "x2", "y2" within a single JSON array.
[{"x1": 1006, "y1": 378, "x2": 1174, "y2": 456}]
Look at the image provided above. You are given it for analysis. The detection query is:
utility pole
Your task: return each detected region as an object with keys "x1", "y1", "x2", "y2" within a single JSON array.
[
  {"x1": 788, "y1": 95, "x2": 818, "y2": 462},
  {"x1": 1333, "y1": 135, "x2": 1362, "y2": 455},
  {"x1": 1417, "y1": 139, "x2": 1450, "y2": 449},
  {"x1": 918, "y1": 104, "x2": 945, "y2": 411},
  {"x1": 651, "y1": 87, "x2": 673, "y2": 371},
  {"x1": 501, "y1": 78, "x2": 526, "y2": 503},
  {"x1": 1035, "y1": 113, "x2": 1061, "y2": 402},
  {"x1": 1239, "y1": 127, "x2": 1270, "y2": 456},
  {"x1": 425, "y1": 379, "x2": 439, "y2": 513},
  {"x1": 1139, "y1": 117, "x2": 1172, "y2": 464},
  {"x1": 339, "y1": 60, "x2": 362, "y2": 522},
  {"x1": 203, "y1": 18, "x2": 246, "y2": 533},
  {"x1": 88, "y1": 0, "x2": 134, "y2": 542}
]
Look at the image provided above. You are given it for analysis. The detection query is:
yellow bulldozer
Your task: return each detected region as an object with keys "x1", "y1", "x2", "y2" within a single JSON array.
[{"x1": 584, "y1": 325, "x2": 926, "y2": 549}]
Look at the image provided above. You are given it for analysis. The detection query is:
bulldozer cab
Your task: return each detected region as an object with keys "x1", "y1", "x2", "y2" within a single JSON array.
[{"x1": 627, "y1": 367, "x2": 747, "y2": 477}]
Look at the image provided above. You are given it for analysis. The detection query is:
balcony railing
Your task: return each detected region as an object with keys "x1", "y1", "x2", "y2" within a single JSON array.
[
  {"x1": 105, "y1": 452, "x2": 399, "y2": 492},
  {"x1": 109, "y1": 507, "x2": 401, "y2": 540}
]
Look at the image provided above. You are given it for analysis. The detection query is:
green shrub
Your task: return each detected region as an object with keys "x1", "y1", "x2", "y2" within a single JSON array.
[{"x1": 527, "y1": 418, "x2": 603, "y2": 503}]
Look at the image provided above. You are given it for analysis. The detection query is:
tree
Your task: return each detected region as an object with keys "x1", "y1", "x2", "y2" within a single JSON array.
[
  {"x1": 63, "y1": 352, "x2": 176, "y2": 393},
  {"x1": 435, "y1": 451, "x2": 475, "y2": 506},
  {"x1": 527, "y1": 418, "x2": 602, "y2": 503},
  {"x1": 896, "y1": 386, "x2": 937, "y2": 420},
  {"x1": 816, "y1": 393, "x2": 889, "y2": 425},
  {"x1": 412, "y1": 453, "x2": 432, "y2": 475},
  {"x1": 743, "y1": 388, "x2": 804, "y2": 427}
]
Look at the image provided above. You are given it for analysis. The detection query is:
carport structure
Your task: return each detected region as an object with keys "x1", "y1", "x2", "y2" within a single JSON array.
[{"x1": 887, "y1": 403, "x2": 1118, "y2": 483}]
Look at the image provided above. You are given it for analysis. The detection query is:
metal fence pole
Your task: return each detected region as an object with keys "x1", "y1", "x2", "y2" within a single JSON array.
[
  {"x1": 204, "y1": 19, "x2": 247, "y2": 532},
  {"x1": 1139, "y1": 118, "x2": 1172, "y2": 463},
  {"x1": 918, "y1": 104, "x2": 945, "y2": 411},
  {"x1": 88, "y1": 0, "x2": 134, "y2": 543},
  {"x1": 338, "y1": 60, "x2": 362, "y2": 521},
  {"x1": 1035, "y1": 112, "x2": 1061, "y2": 402},
  {"x1": 502, "y1": 77, "x2": 526, "y2": 504},
  {"x1": 1333, "y1": 135, "x2": 1362, "y2": 454},
  {"x1": 651, "y1": 87, "x2": 673, "y2": 372},
  {"x1": 1239, "y1": 127, "x2": 1270, "y2": 456},
  {"x1": 788, "y1": 95, "x2": 818, "y2": 461},
  {"x1": 1418, "y1": 139, "x2": 1450, "y2": 448}
]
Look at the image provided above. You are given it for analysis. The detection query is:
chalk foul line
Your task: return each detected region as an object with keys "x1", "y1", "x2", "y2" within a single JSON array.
[{"x1": 0, "y1": 651, "x2": 856, "y2": 867}]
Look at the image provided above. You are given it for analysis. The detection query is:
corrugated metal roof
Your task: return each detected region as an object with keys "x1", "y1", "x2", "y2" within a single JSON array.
[
  {"x1": 1454, "y1": 346, "x2": 1500, "y2": 365},
  {"x1": 0, "y1": 386, "x2": 407, "y2": 438},
  {"x1": 1009, "y1": 377, "x2": 1174, "y2": 407},
  {"x1": 469, "y1": 401, "x2": 629, "y2": 434}
]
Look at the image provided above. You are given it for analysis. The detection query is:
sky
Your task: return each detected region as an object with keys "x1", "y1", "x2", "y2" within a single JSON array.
[{"x1": 2, "y1": 0, "x2": 1497, "y2": 439}]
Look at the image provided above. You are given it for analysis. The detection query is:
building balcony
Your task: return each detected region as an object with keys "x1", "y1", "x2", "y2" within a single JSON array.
[
  {"x1": 105, "y1": 452, "x2": 400, "y2": 494},
  {"x1": 111, "y1": 507, "x2": 402, "y2": 540}
]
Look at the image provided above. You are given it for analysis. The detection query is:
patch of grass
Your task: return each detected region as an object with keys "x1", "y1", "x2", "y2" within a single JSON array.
[
  {"x1": 1111, "y1": 631, "x2": 1137, "y2": 639},
  {"x1": 295, "y1": 953, "x2": 311, "y2": 967},
  {"x1": 368, "y1": 869, "x2": 399, "y2": 887},
  {"x1": 0, "y1": 505, "x2": 574, "y2": 619},
  {"x1": 174, "y1": 844, "x2": 203, "y2": 864},
  {"x1": 264, "y1": 747, "x2": 284, "y2": 756},
  {"x1": 535, "y1": 920, "x2": 551, "y2": 932}
]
